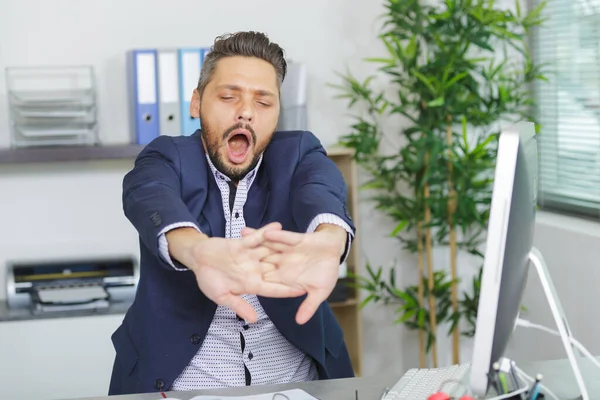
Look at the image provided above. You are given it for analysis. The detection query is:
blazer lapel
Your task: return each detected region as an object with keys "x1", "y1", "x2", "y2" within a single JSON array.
[
  {"x1": 197, "y1": 135, "x2": 225, "y2": 239},
  {"x1": 243, "y1": 166, "x2": 270, "y2": 230},
  {"x1": 202, "y1": 174, "x2": 226, "y2": 238}
]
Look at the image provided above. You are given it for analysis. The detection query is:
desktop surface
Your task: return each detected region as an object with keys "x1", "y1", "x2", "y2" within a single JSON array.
[{"x1": 58, "y1": 357, "x2": 600, "y2": 400}]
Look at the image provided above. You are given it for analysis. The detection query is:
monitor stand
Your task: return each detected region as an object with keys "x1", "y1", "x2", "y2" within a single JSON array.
[{"x1": 528, "y1": 247, "x2": 589, "y2": 400}]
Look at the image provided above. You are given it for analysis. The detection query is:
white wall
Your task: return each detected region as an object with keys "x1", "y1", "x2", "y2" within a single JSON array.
[{"x1": 0, "y1": 0, "x2": 599, "y2": 396}]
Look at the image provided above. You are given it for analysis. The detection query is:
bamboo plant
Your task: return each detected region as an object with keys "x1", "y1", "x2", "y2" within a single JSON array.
[{"x1": 331, "y1": 0, "x2": 547, "y2": 367}]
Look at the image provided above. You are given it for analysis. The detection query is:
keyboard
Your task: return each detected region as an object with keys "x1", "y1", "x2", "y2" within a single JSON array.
[{"x1": 381, "y1": 363, "x2": 472, "y2": 400}]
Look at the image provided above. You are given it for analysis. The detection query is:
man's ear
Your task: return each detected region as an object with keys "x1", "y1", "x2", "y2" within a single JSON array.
[{"x1": 189, "y1": 89, "x2": 201, "y2": 119}]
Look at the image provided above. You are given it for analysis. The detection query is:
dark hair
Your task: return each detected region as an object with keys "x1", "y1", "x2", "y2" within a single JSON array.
[{"x1": 197, "y1": 31, "x2": 287, "y2": 97}]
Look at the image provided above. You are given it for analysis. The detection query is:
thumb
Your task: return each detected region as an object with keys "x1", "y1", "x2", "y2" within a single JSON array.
[
  {"x1": 222, "y1": 295, "x2": 258, "y2": 324},
  {"x1": 295, "y1": 290, "x2": 325, "y2": 325}
]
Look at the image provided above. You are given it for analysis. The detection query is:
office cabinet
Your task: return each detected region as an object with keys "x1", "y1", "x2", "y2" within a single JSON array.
[{"x1": 0, "y1": 314, "x2": 124, "y2": 400}]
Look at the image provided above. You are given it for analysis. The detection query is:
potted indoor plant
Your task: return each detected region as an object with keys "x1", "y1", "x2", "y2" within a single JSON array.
[{"x1": 330, "y1": 0, "x2": 547, "y2": 367}]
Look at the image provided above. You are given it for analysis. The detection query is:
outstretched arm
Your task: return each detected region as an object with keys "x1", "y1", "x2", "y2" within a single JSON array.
[
  {"x1": 122, "y1": 136, "x2": 201, "y2": 270},
  {"x1": 290, "y1": 132, "x2": 356, "y2": 248}
]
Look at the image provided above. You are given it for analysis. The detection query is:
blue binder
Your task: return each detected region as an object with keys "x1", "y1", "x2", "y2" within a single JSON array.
[
  {"x1": 178, "y1": 48, "x2": 204, "y2": 136},
  {"x1": 127, "y1": 49, "x2": 160, "y2": 145}
]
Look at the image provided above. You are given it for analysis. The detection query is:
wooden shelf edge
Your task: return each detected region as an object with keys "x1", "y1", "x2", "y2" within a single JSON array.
[
  {"x1": 0, "y1": 144, "x2": 144, "y2": 165},
  {"x1": 326, "y1": 146, "x2": 355, "y2": 157},
  {"x1": 328, "y1": 298, "x2": 359, "y2": 308}
]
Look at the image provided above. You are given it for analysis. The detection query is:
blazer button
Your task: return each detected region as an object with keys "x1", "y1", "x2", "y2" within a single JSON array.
[
  {"x1": 190, "y1": 333, "x2": 201, "y2": 345},
  {"x1": 154, "y1": 378, "x2": 165, "y2": 391}
]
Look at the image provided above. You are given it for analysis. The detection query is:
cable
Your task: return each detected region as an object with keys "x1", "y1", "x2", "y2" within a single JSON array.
[
  {"x1": 512, "y1": 364, "x2": 559, "y2": 400},
  {"x1": 516, "y1": 318, "x2": 600, "y2": 371}
]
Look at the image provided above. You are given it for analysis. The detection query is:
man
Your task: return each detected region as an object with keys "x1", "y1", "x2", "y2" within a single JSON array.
[{"x1": 109, "y1": 31, "x2": 356, "y2": 396}]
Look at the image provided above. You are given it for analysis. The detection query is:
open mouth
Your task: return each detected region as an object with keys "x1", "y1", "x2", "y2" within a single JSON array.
[{"x1": 226, "y1": 130, "x2": 252, "y2": 164}]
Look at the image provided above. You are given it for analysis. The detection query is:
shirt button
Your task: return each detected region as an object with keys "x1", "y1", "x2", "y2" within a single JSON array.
[
  {"x1": 243, "y1": 325, "x2": 249, "y2": 330},
  {"x1": 248, "y1": 352, "x2": 254, "y2": 360},
  {"x1": 190, "y1": 333, "x2": 201, "y2": 345},
  {"x1": 235, "y1": 212, "x2": 239, "y2": 218}
]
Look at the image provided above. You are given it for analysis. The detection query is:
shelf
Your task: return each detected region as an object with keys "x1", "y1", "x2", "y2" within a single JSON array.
[
  {"x1": 0, "y1": 144, "x2": 143, "y2": 165},
  {"x1": 326, "y1": 146, "x2": 355, "y2": 157},
  {"x1": 329, "y1": 298, "x2": 359, "y2": 308},
  {"x1": 0, "y1": 142, "x2": 354, "y2": 166}
]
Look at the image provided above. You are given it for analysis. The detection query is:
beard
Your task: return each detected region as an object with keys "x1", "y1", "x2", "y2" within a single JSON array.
[{"x1": 200, "y1": 113, "x2": 272, "y2": 182}]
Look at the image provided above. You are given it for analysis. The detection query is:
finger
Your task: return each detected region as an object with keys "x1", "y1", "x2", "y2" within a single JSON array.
[
  {"x1": 241, "y1": 222, "x2": 282, "y2": 248},
  {"x1": 250, "y1": 244, "x2": 285, "y2": 261},
  {"x1": 261, "y1": 252, "x2": 284, "y2": 265},
  {"x1": 262, "y1": 222, "x2": 283, "y2": 231},
  {"x1": 259, "y1": 261, "x2": 278, "y2": 275},
  {"x1": 241, "y1": 227, "x2": 256, "y2": 237},
  {"x1": 296, "y1": 290, "x2": 326, "y2": 325},
  {"x1": 257, "y1": 282, "x2": 306, "y2": 298},
  {"x1": 263, "y1": 269, "x2": 286, "y2": 285},
  {"x1": 222, "y1": 295, "x2": 258, "y2": 323},
  {"x1": 243, "y1": 223, "x2": 283, "y2": 238},
  {"x1": 260, "y1": 240, "x2": 291, "y2": 253},
  {"x1": 264, "y1": 229, "x2": 304, "y2": 246}
]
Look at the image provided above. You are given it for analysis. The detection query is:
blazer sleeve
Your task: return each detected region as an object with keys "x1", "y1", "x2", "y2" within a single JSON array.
[
  {"x1": 290, "y1": 132, "x2": 356, "y2": 237},
  {"x1": 122, "y1": 136, "x2": 200, "y2": 269}
]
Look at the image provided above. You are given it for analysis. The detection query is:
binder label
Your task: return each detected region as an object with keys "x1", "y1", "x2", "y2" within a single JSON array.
[{"x1": 136, "y1": 53, "x2": 157, "y2": 104}]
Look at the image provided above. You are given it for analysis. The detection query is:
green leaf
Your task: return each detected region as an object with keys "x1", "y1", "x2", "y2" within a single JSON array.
[
  {"x1": 418, "y1": 309, "x2": 426, "y2": 328},
  {"x1": 365, "y1": 57, "x2": 393, "y2": 64},
  {"x1": 359, "y1": 294, "x2": 376, "y2": 309},
  {"x1": 427, "y1": 97, "x2": 445, "y2": 107},
  {"x1": 445, "y1": 72, "x2": 468, "y2": 89},
  {"x1": 396, "y1": 308, "x2": 417, "y2": 323},
  {"x1": 390, "y1": 220, "x2": 408, "y2": 236},
  {"x1": 411, "y1": 68, "x2": 437, "y2": 94}
]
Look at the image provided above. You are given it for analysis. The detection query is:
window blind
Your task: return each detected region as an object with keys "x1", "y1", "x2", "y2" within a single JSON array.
[{"x1": 531, "y1": 0, "x2": 600, "y2": 220}]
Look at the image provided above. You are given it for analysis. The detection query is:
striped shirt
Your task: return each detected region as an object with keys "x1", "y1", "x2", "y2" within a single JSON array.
[{"x1": 157, "y1": 154, "x2": 353, "y2": 390}]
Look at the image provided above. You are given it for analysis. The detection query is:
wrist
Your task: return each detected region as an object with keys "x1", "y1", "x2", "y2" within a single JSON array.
[
  {"x1": 315, "y1": 224, "x2": 347, "y2": 257},
  {"x1": 166, "y1": 227, "x2": 209, "y2": 270}
]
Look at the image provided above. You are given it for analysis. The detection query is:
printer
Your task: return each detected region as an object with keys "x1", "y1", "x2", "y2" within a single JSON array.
[{"x1": 6, "y1": 256, "x2": 138, "y2": 314}]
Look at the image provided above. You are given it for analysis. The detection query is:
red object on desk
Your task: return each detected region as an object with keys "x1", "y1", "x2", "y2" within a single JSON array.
[
  {"x1": 428, "y1": 393, "x2": 451, "y2": 400},
  {"x1": 459, "y1": 397, "x2": 475, "y2": 400}
]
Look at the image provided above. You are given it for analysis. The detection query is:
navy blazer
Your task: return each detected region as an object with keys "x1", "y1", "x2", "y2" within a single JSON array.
[{"x1": 108, "y1": 130, "x2": 356, "y2": 395}]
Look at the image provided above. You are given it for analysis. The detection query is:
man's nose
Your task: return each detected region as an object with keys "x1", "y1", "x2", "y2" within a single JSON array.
[{"x1": 236, "y1": 100, "x2": 254, "y2": 123}]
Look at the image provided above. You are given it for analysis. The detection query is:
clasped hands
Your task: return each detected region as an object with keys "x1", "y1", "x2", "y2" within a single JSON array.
[{"x1": 188, "y1": 222, "x2": 347, "y2": 325}]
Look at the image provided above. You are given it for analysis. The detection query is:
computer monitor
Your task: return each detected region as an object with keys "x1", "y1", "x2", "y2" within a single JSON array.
[{"x1": 468, "y1": 120, "x2": 539, "y2": 396}]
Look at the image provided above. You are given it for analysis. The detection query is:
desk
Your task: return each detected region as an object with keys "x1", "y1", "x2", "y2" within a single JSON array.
[{"x1": 61, "y1": 357, "x2": 600, "y2": 400}]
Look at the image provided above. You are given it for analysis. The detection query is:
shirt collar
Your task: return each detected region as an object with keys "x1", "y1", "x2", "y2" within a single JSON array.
[{"x1": 205, "y1": 153, "x2": 263, "y2": 188}]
